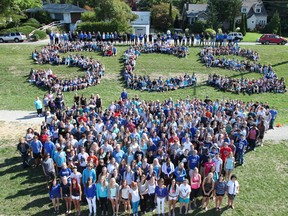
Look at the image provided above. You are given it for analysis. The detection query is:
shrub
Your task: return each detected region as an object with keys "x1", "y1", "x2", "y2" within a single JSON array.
[
  {"x1": 81, "y1": 11, "x2": 97, "y2": 22},
  {"x1": 33, "y1": 30, "x2": 47, "y2": 39},
  {"x1": 22, "y1": 18, "x2": 41, "y2": 28},
  {"x1": 31, "y1": 33, "x2": 40, "y2": 41},
  {"x1": 190, "y1": 20, "x2": 206, "y2": 33},
  {"x1": 76, "y1": 21, "x2": 118, "y2": 33},
  {"x1": 205, "y1": 28, "x2": 216, "y2": 35}
]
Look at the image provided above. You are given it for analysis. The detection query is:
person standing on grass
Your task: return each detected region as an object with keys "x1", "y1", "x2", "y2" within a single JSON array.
[
  {"x1": 42, "y1": 153, "x2": 56, "y2": 189},
  {"x1": 155, "y1": 178, "x2": 168, "y2": 216},
  {"x1": 85, "y1": 177, "x2": 97, "y2": 216},
  {"x1": 17, "y1": 137, "x2": 31, "y2": 168},
  {"x1": 71, "y1": 177, "x2": 82, "y2": 216},
  {"x1": 235, "y1": 134, "x2": 248, "y2": 166},
  {"x1": 138, "y1": 174, "x2": 148, "y2": 214},
  {"x1": 225, "y1": 152, "x2": 235, "y2": 180},
  {"x1": 34, "y1": 97, "x2": 43, "y2": 117},
  {"x1": 214, "y1": 174, "x2": 226, "y2": 211},
  {"x1": 269, "y1": 107, "x2": 278, "y2": 129},
  {"x1": 82, "y1": 162, "x2": 97, "y2": 186},
  {"x1": 49, "y1": 178, "x2": 61, "y2": 214},
  {"x1": 190, "y1": 167, "x2": 201, "y2": 209},
  {"x1": 227, "y1": 174, "x2": 240, "y2": 209},
  {"x1": 60, "y1": 176, "x2": 72, "y2": 214},
  {"x1": 108, "y1": 178, "x2": 120, "y2": 216},
  {"x1": 119, "y1": 180, "x2": 131, "y2": 215},
  {"x1": 96, "y1": 176, "x2": 109, "y2": 216},
  {"x1": 247, "y1": 124, "x2": 259, "y2": 151},
  {"x1": 168, "y1": 178, "x2": 179, "y2": 216},
  {"x1": 202, "y1": 172, "x2": 214, "y2": 211},
  {"x1": 129, "y1": 181, "x2": 140, "y2": 216},
  {"x1": 30, "y1": 135, "x2": 43, "y2": 167},
  {"x1": 179, "y1": 178, "x2": 191, "y2": 215}
]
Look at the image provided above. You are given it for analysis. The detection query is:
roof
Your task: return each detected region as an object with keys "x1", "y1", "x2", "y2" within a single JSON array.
[
  {"x1": 185, "y1": 4, "x2": 208, "y2": 17},
  {"x1": 242, "y1": 0, "x2": 267, "y2": 18},
  {"x1": 26, "y1": 4, "x2": 86, "y2": 13}
]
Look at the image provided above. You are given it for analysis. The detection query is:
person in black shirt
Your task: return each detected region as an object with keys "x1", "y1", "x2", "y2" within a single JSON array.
[{"x1": 17, "y1": 137, "x2": 31, "y2": 168}]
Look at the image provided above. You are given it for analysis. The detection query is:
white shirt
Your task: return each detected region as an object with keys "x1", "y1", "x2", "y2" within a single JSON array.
[
  {"x1": 120, "y1": 186, "x2": 130, "y2": 199},
  {"x1": 129, "y1": 187, "x2": 140, "y2": 202},
  {"x1": 227, "y1": 180, "x2": 239, "y2": 195},
  {"x1": 78, "y1": 152, "x2": 89, "y2": 167},
  {"x1": 213, "y1": 157, "x2": 223, "y2": 173},
  {"x1": 179, "y1": 183, "x2": 191, "y2": 198},
  {"x1": 70, "y1": 172, "x2": 82, "y2": 184}
]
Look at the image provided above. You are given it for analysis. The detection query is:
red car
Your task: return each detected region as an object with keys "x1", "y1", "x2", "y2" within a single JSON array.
[{"x1": 258, "y1": 34, "x2": 287, "y2": 45}]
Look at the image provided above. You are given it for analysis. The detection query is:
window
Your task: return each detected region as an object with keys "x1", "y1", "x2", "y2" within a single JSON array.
[
  {"x1": 54, "y1": 13, "x2": 64, "y2": 20},
  {"x1": 10, "y1": 33, "x2": 15, "y2": 36},
  {"x1": 241, "y1": 7, "x2": 247, "y2": 13},
  {"x1": 256, "y1": 8, "x2": 261, "y2": 13},
  {"x1": 252, "y1": 21, "x2": 254, "y2": 24}
]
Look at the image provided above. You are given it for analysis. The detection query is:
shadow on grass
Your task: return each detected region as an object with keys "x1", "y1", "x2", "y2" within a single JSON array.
[{"x1": 272, "y1": 60, "x2": 288, "y2": 67}]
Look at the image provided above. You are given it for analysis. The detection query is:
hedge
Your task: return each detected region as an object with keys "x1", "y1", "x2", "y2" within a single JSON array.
[
  {"x1": 33, "y1": 30, "x2": 47, "y2": 39},
  {"x1": 22, "y1": 18, "x2": 41, "y2": 28},
  {"x1": 1, "y1": 25, "x2": 36, "y2": 36},
  {"x1": 76, "y1": 21, "x2": 118, "y2": 33}
]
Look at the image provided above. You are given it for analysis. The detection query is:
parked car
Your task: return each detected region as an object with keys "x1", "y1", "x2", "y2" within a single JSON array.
[
  {"x1": 258, "y1": 34, "x2": 287, "y2": 45},
  {"x1": 0, "y1": 32, "x2": 27, "y2": 43},
  {"x1": 228, "y1": 32, "x2": 243, "y2": 41}
]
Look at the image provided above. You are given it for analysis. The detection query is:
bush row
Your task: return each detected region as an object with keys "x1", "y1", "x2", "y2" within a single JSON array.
[{"x1": 76, "y1": 21, "x2": 118, "y2": 33}]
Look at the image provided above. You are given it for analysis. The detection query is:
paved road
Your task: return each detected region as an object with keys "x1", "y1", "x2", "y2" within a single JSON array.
[{"x1": 0, "y1": 39, "x2": 287, "y2": 46}]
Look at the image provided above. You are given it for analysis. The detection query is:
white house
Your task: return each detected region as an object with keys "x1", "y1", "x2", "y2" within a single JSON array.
[
  {"x1": 131, "y1": 11, "x2": 151, "y2": 35},
  {"x1": 238, "y1": 0, "x2": 268, "y2": 30}
]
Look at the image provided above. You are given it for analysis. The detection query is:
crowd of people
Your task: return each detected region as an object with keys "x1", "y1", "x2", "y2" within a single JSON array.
[
  {"x1": 122, "y1": 45, "x2": 196, "y2": 92},
  {"x1": 200, "y1": 45, "x2": 286, "y2": 95},
  {"x1": 18, "y1": 89, "x2": 279, "y2": 216},
  {"x1": 30, "y1": 42, "x2": 105, "y2": 92}
]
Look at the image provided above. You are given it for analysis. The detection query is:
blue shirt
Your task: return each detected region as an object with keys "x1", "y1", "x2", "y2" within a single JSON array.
[
  {"x1": 174, "y1": 167, "x2": 187, "y2": 182},
  {"x1": 82, "y1": 168, "x2": 96, "y2": 184},
  {"x1": 44, "y1": 141, "x2": 55, "y2": 156},
  {"x1": 155, "y1": 186, "x2": 168, "y2": 197},
  {"x1": 237, "y1": 139, "x2": 248, "y2": 152},
  {"x1": 121, "y1": 91, "x2": 128, "y2": 100},
  {"x1": 34, "y1": 100, "x2": 42, "y2": 109},
  {"x1": 84, "y1": 183, "x2": 97, "y2": 199},
  {"x1": 30, "y1": 140, "x2": 42, "y2": 153},
  {"x1": 96, "y1": 183, "x2": 108, "y2": 198},
  {"x1": 59, "y1": 168, "x2": 72, "y2": 180},
  {"x1": 188, "y1": 154, "x2": 200, "y2": 170},
  {"x1": 49, "y1": 184, "x2": 61, "y2": 199},
  {"x1": 112, "y1": 150, "x2": 125, "y2": 164}
]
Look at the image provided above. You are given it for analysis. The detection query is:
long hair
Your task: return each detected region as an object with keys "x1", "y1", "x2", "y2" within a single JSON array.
[
  {"x1": 72, "y1": 177, "x2": 80, "y2": 191},
  {"x1": 86, "y1": 176, "x2": 93, "y2": 188}
]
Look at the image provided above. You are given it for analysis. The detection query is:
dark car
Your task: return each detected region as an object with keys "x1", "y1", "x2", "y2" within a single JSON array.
[{"x1": 258, "y1": 34, "x2": 287, "y2": 45}]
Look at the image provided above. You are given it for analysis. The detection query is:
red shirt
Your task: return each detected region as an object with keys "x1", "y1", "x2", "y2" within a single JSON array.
[
  {"x1": 220, "y1": 146, "x2": 232, "y2": 162},
  {"x1": 204, "y1": 161, "x2": 216, "y2": 176}
]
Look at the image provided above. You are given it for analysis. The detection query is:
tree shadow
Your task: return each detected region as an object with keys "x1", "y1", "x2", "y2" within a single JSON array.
[{"x1": 272, "y1": 61, "x2": 288, "y2": 67}]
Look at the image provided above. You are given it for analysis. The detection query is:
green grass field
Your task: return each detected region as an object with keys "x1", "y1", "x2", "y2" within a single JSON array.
[
  {"x1": 242, "y1": 32, "x2": 263, "y2": 42},
  {"x1": 0, "y1": 43, "x2": 288, "y2": 216},
  {"x1": 1, "y1": 142, "x2": 288, "y2": 216},
  {"x1": 0, "y1": 44, "x2": 287, "y2": 123}
]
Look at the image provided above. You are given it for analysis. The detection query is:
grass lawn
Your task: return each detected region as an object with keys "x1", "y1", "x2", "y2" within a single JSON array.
[
  {"x1": 0, "y1": 141, "x2": 288, "y2": 216},
  {"x1": 0, "y1": 44, "x2": 287, "y2": 123},
  {"x1": 242, "y1": 32, "x2": 263, "y2": 42}
]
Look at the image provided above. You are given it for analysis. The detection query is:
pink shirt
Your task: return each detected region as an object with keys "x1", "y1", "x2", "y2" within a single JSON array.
[
  {"x1": 204, "y1": 162, "x2": 216, "y2": 176},
  {"x1": 191, "y1": 174, "x2": 201, "y2": 189}
]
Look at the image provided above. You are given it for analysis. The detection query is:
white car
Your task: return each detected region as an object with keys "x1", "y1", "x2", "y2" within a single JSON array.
[
  {"x1": 228, "y1": 32, "x2": 243, "y2": 41},
  {"x1": 0, "y1": 32, "x2": 27, "y2": 43}
]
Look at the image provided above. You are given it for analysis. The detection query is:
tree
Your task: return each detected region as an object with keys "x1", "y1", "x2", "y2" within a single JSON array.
[
  {"x1": 93, "y1": 0, "x2": 137, "y2": 32},
  {"x1": 169, "y1": 1, "x2": 173, "y2": 18},
  {"x1": 240, "y1": 13, "x2": 246, "y2": 36},
  {"x1": 174, "y1": 14, "x2": 180, "y2": 28},
  {"x1": 207, "y1": 0, "x2": 242, "y2": 31},
  {"x1": 265, "y1": 11, "x2": 281, "y2": 34},
  {"x1": 151, "y1": 3, "x2": 179, "y2": 31},
  {"x1": 207, "y1": 0, "x2": 220, "y2": 30}
]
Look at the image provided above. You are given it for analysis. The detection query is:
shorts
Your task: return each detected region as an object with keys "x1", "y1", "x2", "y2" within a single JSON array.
[
  {"x1": 168, "y1": 196, "x2": 178, "y2": 201},
  {"x1": 110, "y1": 196, "x2": 117, "y2": 200},
  {"x1": 71, "y1": 195, "x2": 80, "y2": 200},
  {"x1": 228, "y1": 194, "x2": 236, "y2": 200},
  {"x1": 190, "y1": 188, "x2": 200, "y2": 200},
  {"x1": 63, "y1": 193, "x2": 70, "y2": 198},
  {"x1": 179, "y1": 197, "x2": 190, "y2": 203},
  {"x1": 121, "y1": 198, "x2": 129, "y2": 201},
  {"x1": 216, "y1": 193, "x2": 225, "y2": 197}
]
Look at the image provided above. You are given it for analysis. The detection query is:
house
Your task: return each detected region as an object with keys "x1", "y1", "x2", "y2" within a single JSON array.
[
  {"x1": 131, "y1": 11, "x2": 151, "y2": 35},
  {"x1": 26, "y1": 4, "x2": 86, "y2": 31},
  {"x1": 182, "y1": 1, "x2": 267, "y2": 30},
  {"x1": 240, "y1": 0, "x2": 267, "y2": 30},
  {"x1": 182, "y1": 3, "x2": 208, "y2": 25}
]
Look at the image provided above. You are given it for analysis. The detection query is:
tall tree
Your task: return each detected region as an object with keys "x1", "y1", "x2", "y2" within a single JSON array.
[
  {"x1": 266, "y1": 11, "x2": 281, "y2": 34},
  {"x1": 94, "y1": 0, "x2": 137, "y2": 32},
  {"x1": 207, "y1": 0, "x2": 219, "y2": 30},
  {"x1": 240, "y1": 13, "x2": 246, "y2": 36}
]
